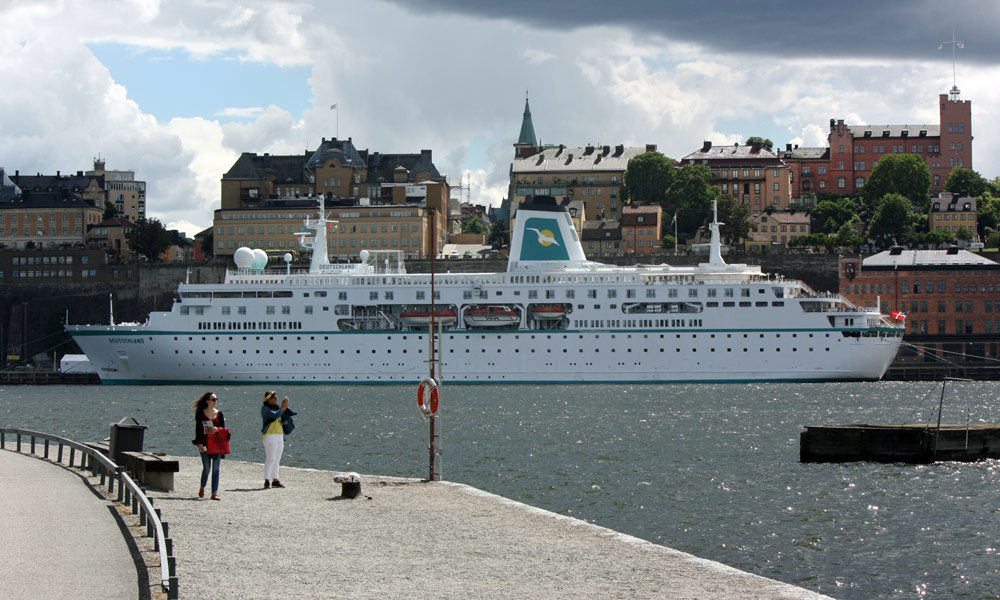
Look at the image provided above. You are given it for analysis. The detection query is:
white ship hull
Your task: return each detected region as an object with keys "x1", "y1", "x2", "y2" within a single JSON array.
[{"x1": 67, "y1": 198, "x2": 903, "y2": 384}]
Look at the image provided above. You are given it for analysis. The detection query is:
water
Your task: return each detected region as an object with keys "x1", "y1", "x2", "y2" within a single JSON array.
[{"x1": 3, "y1": 381, "x2": 999, "y2": 599}]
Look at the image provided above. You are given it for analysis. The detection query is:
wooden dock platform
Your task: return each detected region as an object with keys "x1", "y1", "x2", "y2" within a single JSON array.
[
  {"x1": 0, "y1": 371, "x2": 100, "y2": 385},
  {"x1": 800, "y1": 423, "x2": 1000, "y2": 463}
]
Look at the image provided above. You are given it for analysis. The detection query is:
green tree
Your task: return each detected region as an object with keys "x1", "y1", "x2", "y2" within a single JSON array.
[
  {"x1": 811, "y1": 197, "x2": 861, "y2": 234},
  {"x1": 202, "y1": 229, "x2": 214, "y2": 258},
  {"x1": 664, "y1": 164, "x2": 718, "y2": 236},
  {"x1": 716, "y1": 195, "x2": 752, "y2": 244},
  {"x1": 945, "y1": 167, "x2": 988, "y2": 198},
  {"x1": 862, "y1": 154, "x2": 932, "y2": 211},
  {"x1": 462, "y1": 216, "x2": 486, "y2": 235},
  {"x1": 745, "y1": 136, "x2": 774, "y2": 151},
  {"x1": 125, "y1": 217, "x2": 172, "y2": 262},
  {"x1": 987, "y1": 230, "x2": 1000, "y2": 249},
  {"x1": 867, "y1": 193, "x2": 913, "y2": 249},
  {"x1": 622, "y1": 151, "x2": 675, "y2": 206},
  {"x1": 102, "y1": 200, "x2": 117, "y2": 220},
  {"x1": 908, "y1": 229, "x2": 954, "y2": 249},
  {"x1": 976, "y1": 193, "x2": 1000, "y2": 239},
  {"x1": 487, "y1": 220, "x2": 509, "y2": 247},
  {"x1": 834, "y1": 218, "x2": 864, "y2": 252}
]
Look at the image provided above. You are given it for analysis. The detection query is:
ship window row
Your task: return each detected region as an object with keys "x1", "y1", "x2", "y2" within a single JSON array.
[{"x1": 193, "y1": 321, "x2": 303, "y2": 331}]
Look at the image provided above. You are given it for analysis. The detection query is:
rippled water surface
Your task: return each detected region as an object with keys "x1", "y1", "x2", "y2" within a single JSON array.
[{"x1": 3, "y1": 381, "x2": 999, "y2": 599}]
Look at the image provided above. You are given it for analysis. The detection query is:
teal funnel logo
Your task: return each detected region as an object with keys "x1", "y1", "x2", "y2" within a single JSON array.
[{"x1": 519, "y1": 217, "x2": 569, "y2": 261}]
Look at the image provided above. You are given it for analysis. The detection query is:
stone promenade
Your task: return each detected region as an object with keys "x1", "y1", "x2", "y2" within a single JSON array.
[{"x1": 147, "y1": 457, "x2": 832, "y2": 600}]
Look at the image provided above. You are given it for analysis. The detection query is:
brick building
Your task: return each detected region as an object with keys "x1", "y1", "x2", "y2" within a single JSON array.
[
  {"x1": 840, "y1": 248, "x2": 1000, "y2": 363},
  {"x1": 781, "y1": 92, "x2": 973, "y2": 203},
  {"x1": 680, "y1": 141, "x2": 791, "y2": 212},
  {"x1": 621, "y1": 204, "x2": 663, "y2": 256}
]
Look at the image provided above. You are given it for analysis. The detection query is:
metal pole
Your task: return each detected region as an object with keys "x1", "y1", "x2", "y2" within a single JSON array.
[{"x1": 933, "y1": 379, "x2": 947, "y2": 460}]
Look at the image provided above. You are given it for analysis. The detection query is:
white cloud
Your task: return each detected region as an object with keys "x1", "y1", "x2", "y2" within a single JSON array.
[
  {"x1": 1, "y1": 0, "x2": 999, "y2": 241},
  {"x1": 217, "y1": 107, "x2": 265, "y2": 118}
]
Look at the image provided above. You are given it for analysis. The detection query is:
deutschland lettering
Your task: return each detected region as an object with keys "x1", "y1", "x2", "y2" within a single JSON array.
[{"x1": 108, "y1": 338, "x2": 144, "y2": 344}]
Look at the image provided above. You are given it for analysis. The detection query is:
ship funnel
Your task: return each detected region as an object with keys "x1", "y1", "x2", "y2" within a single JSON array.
[{"x1": 508, "y1": 196, "x2": 590, "y2": 271}]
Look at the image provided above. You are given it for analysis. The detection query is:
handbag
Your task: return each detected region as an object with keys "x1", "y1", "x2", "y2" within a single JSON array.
[
  {"x1": 281, "y1": 408, "x2": 297, "y2": 435},
  {"x1": 206, "y1": 427, "x2": 231, "y2": 455}
]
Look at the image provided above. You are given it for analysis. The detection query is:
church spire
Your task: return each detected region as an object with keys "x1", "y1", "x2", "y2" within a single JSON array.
[{"x1": 514, "y1": 92, "x2": 538, "y2": 159}]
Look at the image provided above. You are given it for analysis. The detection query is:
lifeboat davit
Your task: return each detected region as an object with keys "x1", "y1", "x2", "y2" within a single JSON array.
[{"x1": 463, "y1": 306, "x2": 520, "y2": 328}]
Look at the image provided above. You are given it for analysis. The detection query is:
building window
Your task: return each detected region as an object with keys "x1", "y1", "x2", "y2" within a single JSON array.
[{"x1": 837, "y1": 177, "x2": 846, "y2": 189}]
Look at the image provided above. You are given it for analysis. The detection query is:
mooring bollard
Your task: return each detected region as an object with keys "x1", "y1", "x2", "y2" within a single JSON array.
[{"x1": 333, "y1": 472, "x2": 361, "y2": 499}]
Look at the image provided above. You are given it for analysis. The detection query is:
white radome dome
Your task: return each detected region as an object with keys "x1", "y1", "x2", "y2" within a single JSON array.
[
  {"x1": 252, "y1": 249, "x2": 268, "y2": 270},
  {"x1": 283, "y1": 253, "x2": 293, "y2": 263},
  {"x1": 359, "y1": 249, "x2": 369, "y2": 263},
  {"x1": 233, "y1": 247, "x2": 254, "y2": 270}
]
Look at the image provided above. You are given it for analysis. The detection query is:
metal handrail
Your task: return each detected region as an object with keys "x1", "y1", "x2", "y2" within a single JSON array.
[{"x1": 0, "y1": 427, "x2": 178, "y2": 598}]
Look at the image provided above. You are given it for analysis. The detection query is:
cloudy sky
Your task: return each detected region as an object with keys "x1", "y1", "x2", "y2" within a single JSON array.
[{"x1": 1, "y1": 0, "x2": 997, "y2": 237}]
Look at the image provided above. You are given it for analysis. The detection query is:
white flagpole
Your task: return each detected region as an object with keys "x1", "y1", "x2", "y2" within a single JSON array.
[{"x1": 330, "y1": 103, "x2": 339, "y2": 137}]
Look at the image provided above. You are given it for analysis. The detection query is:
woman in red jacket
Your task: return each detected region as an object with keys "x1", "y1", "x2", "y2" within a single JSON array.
[{"x1": 192, "y1": 391, "x2": 225, "y2": 500}]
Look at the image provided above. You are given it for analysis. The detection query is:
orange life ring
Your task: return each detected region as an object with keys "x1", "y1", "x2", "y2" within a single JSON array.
[{"x1": 417, "y1": 377, "x2": 439, "y2": 415}]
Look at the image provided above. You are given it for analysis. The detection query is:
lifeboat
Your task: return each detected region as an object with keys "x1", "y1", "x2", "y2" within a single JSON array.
[
  {"x1": 531, "y1": 304, "x2": 566, "y2": 319},
  {"x1": 463, "y1": 306, "x2": 520, "y2": 328},
  {"x1": 399, "y1": 309, "x2": 457, "y2": 328}
]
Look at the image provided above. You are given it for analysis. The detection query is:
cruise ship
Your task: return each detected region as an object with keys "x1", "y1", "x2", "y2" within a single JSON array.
[{"x1": 67, "y1": 197, "x2": 903, "y2": 384}]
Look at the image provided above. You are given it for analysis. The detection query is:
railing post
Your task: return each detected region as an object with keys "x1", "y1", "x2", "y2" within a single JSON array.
[
  {"x1": 168, "y1": 575, "x2": 179, "y2": 599},
  {"x1": 57, "y1": 442, "x2": 64, "y2": 464},
  {"x1": 1, "y1": 430, "x2": 5, "y2": 448},
  {"x1": 115, "y1": 467, "x2": 124, "y2": 502},
  {"x1": 16, "y1": 432, "x2": 21, "y2": 452},
  {"x1": 69, "y1": 447, "x2": 75, "y2": 468},
  {"x1": 43, "y1": 439, "x2": 49, "y2": 459},
  {"x1": 30, "y1": 435, "x2": 36, "y2": 454}
]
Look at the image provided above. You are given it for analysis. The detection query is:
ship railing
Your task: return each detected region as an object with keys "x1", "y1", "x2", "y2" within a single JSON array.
[{"x1": 0, "y1": 428, "x2": 178, "y2": 598}]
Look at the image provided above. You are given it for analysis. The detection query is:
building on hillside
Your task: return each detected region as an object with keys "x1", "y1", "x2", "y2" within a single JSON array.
[
  {"x1": 215, "y1": 137, "x2": 451, "y2": 259},
  {"x1": 87, "y1": 217, "x2": 135, "y2": 260},
  {"x1": 581, "y1": 220, "x2": 621, "y2": 258},
  {"x1": 508, "y1": 96, "x2": 655, "y2": 227},
  {"x1": 0, "y1": 168, "x2": 20, "y2": 201},
  {"x1": 839, "y1": 247, "x2": 1000, "y2": 364},
  {"x1": 0, "y1": 190, "x2": 102, "y2": 250},
  {"x1": 680, "y1": 141, "x2": 791, "y2": 213},
  {"x1": 929, "y1": 192, "x2": 977, "y2": 239},
  {"x1": 775, "y1": 145, "x2": 829, "y2": 206},
  {"x1": 0, "y1": 247, "x2": 124, "y2": 284},
  {"x1": 621, "y1": 204, "x2": 663, "y2": 256},
  {"x1": 781, "y1": 91, "x2": 972, "y2": 202},
  {"x1": 160, "y1": 231, "x2": 194, "y2": 263},
  {"x1": 750, "y1": 211, "x2": 811, "y2": 246},
  {"x1": 86, "y1": 159, "x2": 146, "y2": 220}
]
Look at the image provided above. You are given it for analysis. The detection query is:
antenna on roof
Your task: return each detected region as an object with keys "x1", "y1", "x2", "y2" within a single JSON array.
[{"x1": 938, "y1": 26, "x2": 965, "y2": 100}]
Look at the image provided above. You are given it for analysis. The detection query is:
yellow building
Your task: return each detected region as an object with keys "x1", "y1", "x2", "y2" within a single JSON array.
[
  {"x1": 216, "y1": 138, "x2": 451, "y2": 259},
  {"x1": 509, "y1": 97, "x2": 653, "y2": 227},
  {"x1": 87, "y1": 159, "x2": 146, "y2": 221},
  {"x1": 214, "y1": 202, "x2": 435, "y2": 261},
  {"x1": 929, "y1": 193, "x2": 978, "y2": 238}
]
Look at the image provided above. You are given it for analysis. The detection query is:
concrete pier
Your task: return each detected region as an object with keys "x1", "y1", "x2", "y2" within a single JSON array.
[
  {"x1": 149, "y1": 457, "x2": 832, "y2": 600},
  {"x1": 0, "y1": 450, "x2": 139, "y2": 600}
]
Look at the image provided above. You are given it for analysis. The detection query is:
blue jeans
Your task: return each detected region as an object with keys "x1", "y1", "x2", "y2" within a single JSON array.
[{"x1": 200, "y1": 452, "x2": 221, "y2": 493}]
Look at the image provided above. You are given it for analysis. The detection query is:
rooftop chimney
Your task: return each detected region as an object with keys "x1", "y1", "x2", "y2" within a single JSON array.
[
  {"x1": 645, "y1": 144, "x2": 657, "y2": 152},
  {"x1": 702, "y1": 141, "x2": 712, "y2": 152}
]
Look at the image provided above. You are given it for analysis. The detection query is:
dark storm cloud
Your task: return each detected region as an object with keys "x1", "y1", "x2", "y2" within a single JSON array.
[{"x1": 388, "y1": 0, "x2": 998, "y2": 63}]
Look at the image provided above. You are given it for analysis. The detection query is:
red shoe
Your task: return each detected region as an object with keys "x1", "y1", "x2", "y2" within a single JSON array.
[
  {"x1": 210, "y1": 493, "x2": 221, "y2": 501},
  {"x1": 198, "y1": 487, "x2": 205, "y2": 498}
]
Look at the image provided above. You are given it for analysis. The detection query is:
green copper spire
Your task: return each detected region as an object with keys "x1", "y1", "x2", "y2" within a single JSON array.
[{"x1": 517, "y1": 95, "x2": 537, "y2": 146}]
